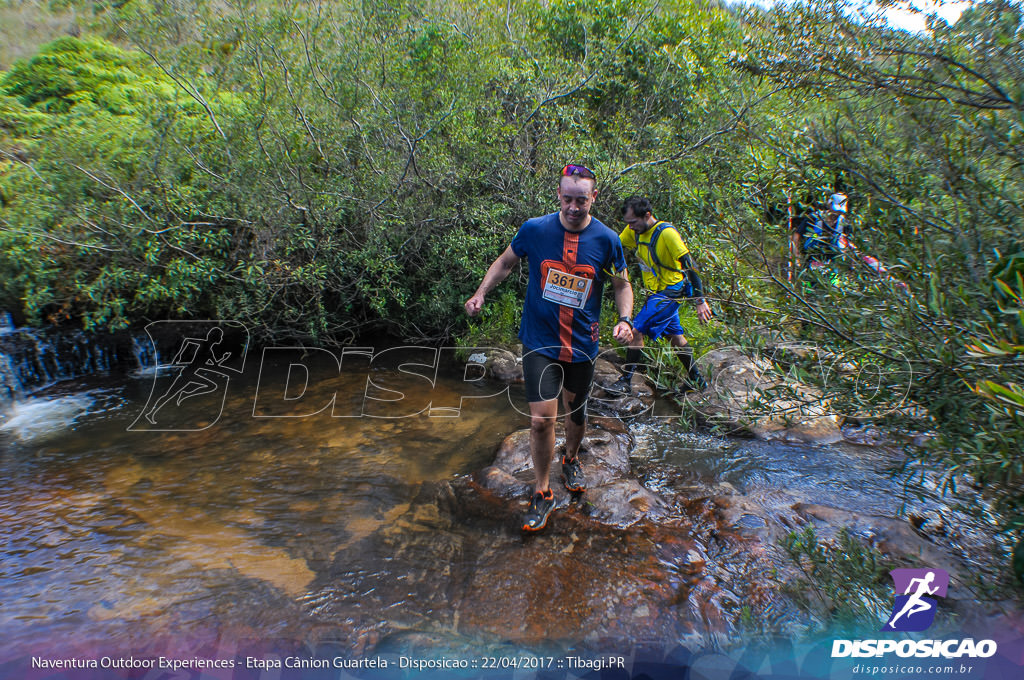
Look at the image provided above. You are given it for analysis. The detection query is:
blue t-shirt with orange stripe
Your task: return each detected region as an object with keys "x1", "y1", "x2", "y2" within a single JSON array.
[{"x1": 511, "y1": 212, "x2": 627, "y2": 362}]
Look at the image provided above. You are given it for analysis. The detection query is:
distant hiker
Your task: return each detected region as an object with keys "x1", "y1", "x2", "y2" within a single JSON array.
[
  {"x1": 610, "y1": 196, "x2": 712, "y2": 395},
  {"x1": 790, "y1": 192, "x2": 849, "y2": 276},
  {"x1": 464, "y1": 164, "x2": 634, "y2": 532}
]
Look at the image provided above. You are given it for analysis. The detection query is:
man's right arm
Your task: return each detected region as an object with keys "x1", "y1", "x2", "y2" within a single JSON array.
[{"x1": 465, "y1": 246, "x2": 521, "y2": 316}]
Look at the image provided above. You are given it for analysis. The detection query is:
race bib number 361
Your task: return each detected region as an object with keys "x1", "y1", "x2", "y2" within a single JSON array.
[{"x1": 542, "y1": 269, "x2": 593, "y2": 309}]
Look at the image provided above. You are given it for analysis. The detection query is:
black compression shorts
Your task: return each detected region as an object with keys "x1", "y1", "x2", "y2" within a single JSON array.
[{"x1": 522, "y1": 350, "x2": 595, "y2": 424}]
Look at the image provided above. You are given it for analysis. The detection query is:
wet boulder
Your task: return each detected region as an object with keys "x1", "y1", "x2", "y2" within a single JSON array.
[
  {"x1": 475, "y1": 420, "x2": 666, "y2": 528},
  {"x1": 587, "y1": 357, "x2": 657, "y2": 416},
  {"x1": 686, "y1": 348, "x2": 844, "y2": 445},
  {"x1": 487, "y1": 351, "x2": 524, "y2": 383},
  {"x1": 473, "y1": 412, "x2": 708, "y2": 531},
  {"x1": 593, "y1": 357, "x2": 622, "y2": 386},
  {"x1": 463, "y1": 347, "x2": 524, "y2": 382},
  {"x1": 581, "y1": 479, "x2": 674, "y2": 528}
]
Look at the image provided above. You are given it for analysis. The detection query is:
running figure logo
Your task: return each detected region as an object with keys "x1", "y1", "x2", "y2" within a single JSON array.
[
  {"x1": 882, "y1": 568, "x2": 950, "y2": 632},
  {"x1": 130, "y1": 321, "x2": 248, "y2": 431}
]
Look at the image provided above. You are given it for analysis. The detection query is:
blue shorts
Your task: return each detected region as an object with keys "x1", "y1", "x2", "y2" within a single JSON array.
[{"x1": 633, "y1": 292, "x2": 686, "y2": 340}]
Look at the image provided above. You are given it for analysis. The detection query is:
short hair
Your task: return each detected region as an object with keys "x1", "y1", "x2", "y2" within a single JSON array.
[{"x1": 620, "y1": 196, "x2": 653, "y2": 218}]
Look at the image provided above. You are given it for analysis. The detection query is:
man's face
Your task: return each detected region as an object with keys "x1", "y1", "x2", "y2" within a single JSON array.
[
  {"x1": 622, "y1": 208, "x2": 651, "y2": 233},
  {"x1": 558, "y1": 175, "x2": 597, "y2": 229}
]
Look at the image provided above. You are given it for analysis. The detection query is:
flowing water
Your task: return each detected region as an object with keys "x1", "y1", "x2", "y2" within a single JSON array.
[
  {"x1": 0, "y1": 357, "x2": 532, "y2": 656},
  {"x1": 0, "y1": 351, "x2": 1014, "y2": 665}
]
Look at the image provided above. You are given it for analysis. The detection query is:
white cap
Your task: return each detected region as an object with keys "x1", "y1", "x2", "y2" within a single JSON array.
[{"x1": 829, "y1": 193, "x2": 848, "y2": 214}]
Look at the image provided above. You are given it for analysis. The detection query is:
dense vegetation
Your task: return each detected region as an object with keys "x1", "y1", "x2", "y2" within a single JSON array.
[{"x1": 1, "y1": 0, "x2": 1022, "y2": 576}]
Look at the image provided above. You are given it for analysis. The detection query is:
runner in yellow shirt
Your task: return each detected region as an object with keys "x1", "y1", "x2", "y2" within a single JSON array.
[{"x1": 610, "y1": 196, "x2": 713, "y2": 394}]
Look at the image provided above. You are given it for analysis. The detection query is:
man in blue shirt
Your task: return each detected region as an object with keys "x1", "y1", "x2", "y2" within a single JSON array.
[{"x1": 465, "y1": 164, "x2": 634, "y2": 531}]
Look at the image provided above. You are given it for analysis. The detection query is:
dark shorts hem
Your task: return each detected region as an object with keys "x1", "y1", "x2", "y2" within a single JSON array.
[{"x1": 522, "y1": 349, "x2": 596, "y2": 403}]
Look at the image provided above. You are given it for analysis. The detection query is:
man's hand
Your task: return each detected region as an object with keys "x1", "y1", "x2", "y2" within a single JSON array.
[
  {"x1": 465, "y1": 246, "x2": 520, "y2": 318},
  {"x1": 465, "y1": 294, "x2": 485, "y2": 317},
  {"x1": 612, "y1": 321, "x2": 633, "y2": 343},
  {"x1": 695, "y1": 300, "x2": 713, "y2": 324}
]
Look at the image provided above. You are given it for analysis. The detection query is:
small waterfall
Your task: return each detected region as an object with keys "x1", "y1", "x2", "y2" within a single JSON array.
[
  {"x1": 0, "y1": 351, "x2": 21, "y2": 404},
  {"x1": 0, "y1": 311, "x2": 14, "y2": 334},
  {"x1": 0, "y1": 314, "x2": 155, "y2": 409},
  {"x1": 130, "y1": 333, "x2": 159, "y2": 372}
]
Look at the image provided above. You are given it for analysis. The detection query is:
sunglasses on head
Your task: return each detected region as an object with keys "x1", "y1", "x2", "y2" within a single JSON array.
[{"x1": 562, "y1": 164, "x2": 596, "y2": 180}]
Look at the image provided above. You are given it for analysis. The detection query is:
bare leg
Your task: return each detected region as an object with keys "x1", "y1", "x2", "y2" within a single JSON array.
[
  {"x1": 668, "y1": 333, "x2": 688, "y2": 348},
  {"x1": 528, "y1": 399, "x2": 558, "y2": 494}
]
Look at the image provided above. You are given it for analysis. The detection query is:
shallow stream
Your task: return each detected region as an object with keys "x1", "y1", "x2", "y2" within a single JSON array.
[{"x1": 0, "y1": 356, "x2": 1014, "y2": 664}]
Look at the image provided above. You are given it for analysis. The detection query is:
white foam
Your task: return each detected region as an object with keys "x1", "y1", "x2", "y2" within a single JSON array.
[
  {"x1": 127, "y1": 364, "x2": 180, "y2": 379},
  {"x1": 0, "y1": 394, "x2": 94, "y2": 441}
]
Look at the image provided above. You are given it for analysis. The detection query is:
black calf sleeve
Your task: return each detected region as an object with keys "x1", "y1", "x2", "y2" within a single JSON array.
[
  {"x1": 678, "y1": 344, "x2": 705, "y2": 382},
  {"x1": 678, "y1": 344, "x2": 694, "y2": 372},
  {"x1": 567, "y1": 390, "x2": 588, "y2": 426},
  {"x1": 623, "y1": 347, "x2": 642, "y2": 379}
]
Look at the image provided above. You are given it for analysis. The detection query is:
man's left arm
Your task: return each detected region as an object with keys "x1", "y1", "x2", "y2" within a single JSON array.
[
  {"x1": 679, "y1": 253, "x2": 713, "y2": 324},
  {"x1": 659, "y1": 227, "x2": 713, "y2": 324},
  {"x1": 610, "y1": 270, "x2": 634, "y2": 343}
]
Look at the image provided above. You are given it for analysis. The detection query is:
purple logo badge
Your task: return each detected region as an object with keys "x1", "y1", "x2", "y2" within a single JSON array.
[{"x1": 882, "y1": 568, "x2": 950, "y2": 632}]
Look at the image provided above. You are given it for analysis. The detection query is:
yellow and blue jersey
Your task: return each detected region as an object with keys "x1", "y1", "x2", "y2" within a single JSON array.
[{"x1": 619, "y1": 221, "x2": 690, "y2": 292}]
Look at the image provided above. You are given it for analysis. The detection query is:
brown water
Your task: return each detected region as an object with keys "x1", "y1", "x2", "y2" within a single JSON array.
[
  {"x1": 0, "y1": 358, "x2": 1014, "y2": 664},
  {"x1": 0, "y1": 359, "x2": 529, "y2": 658}
]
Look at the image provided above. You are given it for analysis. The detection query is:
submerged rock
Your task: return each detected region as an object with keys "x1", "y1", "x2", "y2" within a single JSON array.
[
  {"x1": 302, "y1": 414, "x2": 739, "y2": 651},
  {"x1": 308, "y1": 474, "x2": 709, "y2": 651}
]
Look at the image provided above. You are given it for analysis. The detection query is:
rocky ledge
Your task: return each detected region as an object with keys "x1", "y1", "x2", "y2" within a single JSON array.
[
  {"x1": 301, "y1": 411, "x2": 1005, "y2": 657},
  {"x1": 475, "y1": 346, "x2": 845, "y2": 444}
]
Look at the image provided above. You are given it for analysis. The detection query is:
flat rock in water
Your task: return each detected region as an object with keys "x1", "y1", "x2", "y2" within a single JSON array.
[
  {"x1": 580, "y1": 479, "x2": 674, "y2": 528},
  {"x1": 482, "y1": 422, "x2": 634, "y2": 508},
  {"x1": 307, "y1": 476, "x2": 710, "y2": 650}
]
